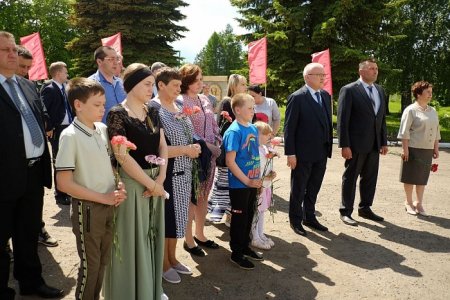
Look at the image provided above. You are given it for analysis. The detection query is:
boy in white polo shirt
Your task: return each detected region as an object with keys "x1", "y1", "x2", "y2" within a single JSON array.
[{"x1": 55, "y1": 78, "x2": 126, "y2": 300}]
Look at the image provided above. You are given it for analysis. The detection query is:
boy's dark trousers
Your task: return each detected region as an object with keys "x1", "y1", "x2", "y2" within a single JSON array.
[
  {"x1": 229, "y1": 188, "x2": 257, "y2": 258},
  {"x1": 71, "y1": 199, "x2": 114, "y2": 300}
]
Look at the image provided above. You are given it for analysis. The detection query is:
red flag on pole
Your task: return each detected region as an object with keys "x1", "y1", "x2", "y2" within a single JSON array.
[
  {"x1": 101, "y1": 32, "x2": 122, "y2": 55},
  {"x1": 248, "y1": 37, "x2": 267, "y2": 84},
  {"x1": 20, "y1": 32, "x2": 48, "y2": 80},
  {"x1": 311, "y1": 48, "x2": 332, "y2": 96}
]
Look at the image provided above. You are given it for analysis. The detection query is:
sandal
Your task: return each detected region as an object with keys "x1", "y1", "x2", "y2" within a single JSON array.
[
  {"x1": 183, "y1": 242, "x2": 206, "y2": 257},
  {"x1": 194, "y1": 236, "x2": 219, "y2": 249}
]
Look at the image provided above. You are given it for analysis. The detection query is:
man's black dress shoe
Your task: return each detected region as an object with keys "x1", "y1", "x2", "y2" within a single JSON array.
[
  {"x1": 194, "y1": 236, "x2": 219, "y2": 249},
  {"x1": 183, "y1": 242, "x2": 206, "y2": 257},
  {"x1": 303, "y1": 219, "x2": 328, "y2": 231},
  {"x1": 20, "y1": 283, "x2": 64, "y2": 298},
  {"x1": 290, "y1": 223, "x2": 307, "y2": 236},
  {"x1": 358, "y1": 208, "x2": 384, "y2": 222},
  {"x1": 340, "y1": 215, "x2": 358, "y2": 226}
]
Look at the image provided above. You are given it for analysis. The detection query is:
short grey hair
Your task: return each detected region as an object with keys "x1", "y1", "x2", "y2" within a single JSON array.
[{"x1": 303, "y1": 62, "x2": 324, "y2": 78}]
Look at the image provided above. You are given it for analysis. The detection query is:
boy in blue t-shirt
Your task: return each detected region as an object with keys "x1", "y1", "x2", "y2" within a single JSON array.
[{"x1": 223, "y1": 93, "x2": 263, "y2": 270}]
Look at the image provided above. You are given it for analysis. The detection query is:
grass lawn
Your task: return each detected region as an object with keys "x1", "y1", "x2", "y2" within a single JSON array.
[{"x1": 277, "y1": 97, "x2": 450, "y2": 142}]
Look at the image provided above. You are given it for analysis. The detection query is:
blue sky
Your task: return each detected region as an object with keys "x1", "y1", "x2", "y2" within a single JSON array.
[{"x1": 171, "y1": 0, "x2": 248, "y2": 63}]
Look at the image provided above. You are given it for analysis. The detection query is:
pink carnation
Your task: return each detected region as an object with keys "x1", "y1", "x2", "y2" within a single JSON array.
[
  {"x1": 270, "y1": 137, "x2": 282, "y2": 146},
  {"x1": 192, "y1": 106, "x2": 201, "y2": 114},
  {"x1": 125, "y1": 141, "x2": 137, "y2": 151},
  {"x1": 221, "y1": 111, "x2": 232, "y2": 122},
  {"x1": 182, "y1": 107, "x2": 193, "y2": 116},
  {"x1": 111, "y1": 135, "x2": 127, "y2": 146},
  {"x1": 155, "y1": 157, "x2": 166, "y2": 166},
  {"x1": 145, "y1": 155, "x2": 157, "y2": 164}
]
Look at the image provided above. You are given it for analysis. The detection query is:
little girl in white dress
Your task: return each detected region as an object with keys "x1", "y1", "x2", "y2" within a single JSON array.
[{"x1": 251, "y1": 122, "x2": 277, "y2": 250}]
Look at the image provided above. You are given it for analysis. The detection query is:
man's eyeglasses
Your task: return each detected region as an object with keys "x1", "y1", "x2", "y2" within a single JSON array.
[
  {"x1": 308, "y1": 74, "x2": 327, "y2": 78},
  {"x1": 103, "y1": 57, "x2": 120, "y2": 62}
]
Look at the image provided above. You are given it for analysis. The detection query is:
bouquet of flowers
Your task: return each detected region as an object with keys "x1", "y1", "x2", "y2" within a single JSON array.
[{"x1": 175, "y1": 105, "x2": 202, "y2": 201}]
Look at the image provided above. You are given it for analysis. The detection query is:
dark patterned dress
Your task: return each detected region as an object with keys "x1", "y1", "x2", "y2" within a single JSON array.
[{"x1": 150, "y1": 99, "x2": 193, "y2": 238}]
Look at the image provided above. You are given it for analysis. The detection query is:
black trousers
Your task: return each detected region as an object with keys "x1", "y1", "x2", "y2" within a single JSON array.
[
  {"x1": 229, "y1": 188, "x2": 257, "y2": 258},
  {"x1": 50, "y1": 124, "x2": 69, "y2": 197},
  {"x1": 289, "y1": 158, "x2": 327, "y2": 225},
  {"x1": 340, "y1": 150, "x2": 380, "y2": 216},
  {"x1": 0, "y1": 161, "x2": 45, "y2": 298}
]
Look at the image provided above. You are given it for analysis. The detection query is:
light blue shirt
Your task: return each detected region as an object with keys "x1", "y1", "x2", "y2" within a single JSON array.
[
  {"x1": 0, "y1": 74, "x2": 44, "y2": 158},
  {"x1": 359, "y1": 78, "x2": 380, "y2": 114},
  {"x1": 305, "y1": 84, "x2": 322, "y2": 105},
  {"x1": 88, "y1": 70, "x2": 127, "y2": 123}
]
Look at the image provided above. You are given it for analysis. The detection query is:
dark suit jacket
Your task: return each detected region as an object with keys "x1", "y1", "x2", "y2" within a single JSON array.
[
  {"x1": 0, "y1": 76, "x2": 52, "y2": 199},
  {"x1": 41, "y1": 81, "x2": 73, "y2": 130},
  {"x1": 284, "y1": 85, "x2": 333, "y2": 162},
  {"x1": 337, "y1": 80, "x2": 387, "y2": 153}
]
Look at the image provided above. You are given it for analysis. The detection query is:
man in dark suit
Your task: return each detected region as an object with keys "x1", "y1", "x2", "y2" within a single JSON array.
[
  {"x1": 284, "y1": 63, "x2": 333, "y2": 235},
  {"x1": 41, "y1": 61, "x2": 73, "y2": 205},
  {"x1": 12, "y1": 47, "x2": 59, "y2": 249},
  {"x1": 0, "y1": 31, "x2": 63, "y2": 300},
  {"x1": 337, "y1": 58, "x2": 388, "y2": 226}
]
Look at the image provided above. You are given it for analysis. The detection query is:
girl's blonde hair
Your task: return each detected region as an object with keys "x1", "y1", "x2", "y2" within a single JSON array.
[{"x1": 254, "y1": 121, "x2": 273, "y2": 135}]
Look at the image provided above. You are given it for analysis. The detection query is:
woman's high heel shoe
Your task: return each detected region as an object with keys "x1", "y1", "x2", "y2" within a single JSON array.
[
  {"x1": 405, "y1": 204, "x2": 417, "y2": 215},
  {"x1": 416, "y1": 207, "x2": 428, "y2": 217}
]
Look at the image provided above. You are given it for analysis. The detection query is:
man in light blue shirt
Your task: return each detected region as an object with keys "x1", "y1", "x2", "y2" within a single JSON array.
[{"x1": 88, "y1": 46, "x2": 126, "y2": 123}]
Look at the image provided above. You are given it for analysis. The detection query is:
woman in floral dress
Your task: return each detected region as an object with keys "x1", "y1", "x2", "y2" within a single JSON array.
[{"x1": 180, "y1": 64, "x2": 221, "y2": 256}]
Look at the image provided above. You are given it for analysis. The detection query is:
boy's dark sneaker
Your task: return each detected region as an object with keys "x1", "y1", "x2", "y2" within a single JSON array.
[
  {"x1": 243, "y1": 249, "x2": 264, "y2": 261},
  {"x1": 230, "y1": 256, "x2": 255, "y2": 270},
  {"x1": 38, "y1": 228, "x2": 58, "y2": 247}
]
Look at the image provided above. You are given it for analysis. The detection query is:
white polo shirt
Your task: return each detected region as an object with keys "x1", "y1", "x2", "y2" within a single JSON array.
[{"x1": 55, "y1": 118, "x2": 116, "y2": 194}]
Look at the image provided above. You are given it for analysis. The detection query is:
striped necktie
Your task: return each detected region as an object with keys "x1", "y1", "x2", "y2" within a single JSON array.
[{"x1": 6, "y1": 78, "x2": 44, "y2": 147}]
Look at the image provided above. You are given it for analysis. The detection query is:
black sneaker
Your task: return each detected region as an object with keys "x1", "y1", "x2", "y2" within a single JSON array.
[
  {"x1": 243, "y1": 249, "x2": 264, "y2": 261},
  {"x1": 230, "y1": 256, "x2": 255, "y2": 270},
  {"x1": 38, "y1": 229, "x2": 58, "y2": 247}
]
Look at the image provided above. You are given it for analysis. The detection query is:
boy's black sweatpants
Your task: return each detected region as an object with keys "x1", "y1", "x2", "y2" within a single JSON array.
[{"x1": 229, "y1": 188, "x2": 257, "y2": 258}]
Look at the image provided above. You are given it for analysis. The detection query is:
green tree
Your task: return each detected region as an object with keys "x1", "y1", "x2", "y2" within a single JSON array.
[
  {"x1": 0, "y1": 0, "x2": 75, "y2": 72},
  {"x1": 230, "y1": 0, "x2": 391, "y2": 103},
  {"x1": 194, "y1": 24, "x2": 245, "y2": 75},
  {"x1": 380, "y1": 0, "x2": 450, "y2": 110},
  {"x1": 69, "y1": 0, "x2": 188, "y2": 76}
]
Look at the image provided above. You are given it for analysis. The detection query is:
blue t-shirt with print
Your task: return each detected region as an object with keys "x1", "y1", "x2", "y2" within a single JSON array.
[{"x1": 223, "y1": 121, "x2": 260, "y2": 188}]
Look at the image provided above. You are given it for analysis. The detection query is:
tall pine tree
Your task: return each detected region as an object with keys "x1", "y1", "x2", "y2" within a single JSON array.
[{"x1": 69, "y1": 0, "x2": 188, "y2": 76}]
